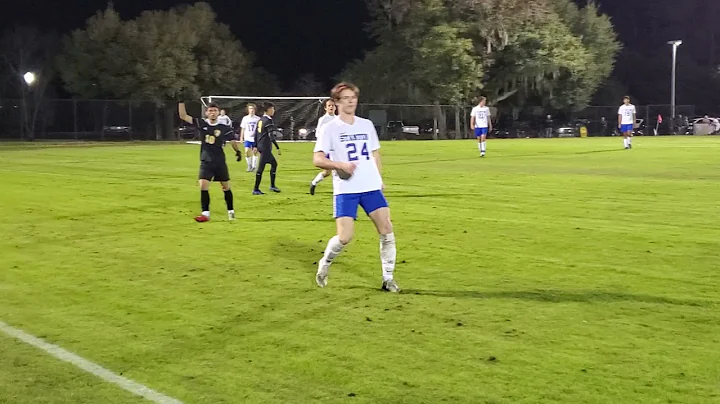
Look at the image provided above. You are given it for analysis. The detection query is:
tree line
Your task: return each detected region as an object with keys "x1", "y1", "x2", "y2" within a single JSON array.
[{"x1": 3, "y1": 0, "x2": 714, "y2": 138}]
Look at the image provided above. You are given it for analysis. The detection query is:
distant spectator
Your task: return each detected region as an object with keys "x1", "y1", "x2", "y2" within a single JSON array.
[{"x1": 545, "y1": 115, "x2": 553, "y2": 138}]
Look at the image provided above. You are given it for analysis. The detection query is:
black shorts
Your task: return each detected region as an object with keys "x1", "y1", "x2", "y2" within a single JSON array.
[
  {"x1": 258, "y1": 151, "x2": 277, "y2": 167},
  {"x1": 198, "y1": 162, "x2": 230, "y2": 182}
]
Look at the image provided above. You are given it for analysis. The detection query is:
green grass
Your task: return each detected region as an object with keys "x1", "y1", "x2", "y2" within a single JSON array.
[{"x1": 0, "y1": 137, "x2": 718, "y2": 404}]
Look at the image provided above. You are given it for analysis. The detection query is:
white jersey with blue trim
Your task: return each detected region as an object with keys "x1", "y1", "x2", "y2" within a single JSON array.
[
  {"x1": 470, "y1": 106, "x2": 490, "y2": 128},
  {"x1": 218, "y1": 114, "x2": 232, "y2": 127},
  {"x1": 618, "y1": 104, "x2": 636, "y2": 125},
  {"x1": 240, "y1": 115, "x2": 261, "y2": 142},
  {"x1": 315, "y1": 114, "x2": 336, "y2": 145},
  {"x1": 313, "y1": 116, "x2": 383, "y2": 195}
]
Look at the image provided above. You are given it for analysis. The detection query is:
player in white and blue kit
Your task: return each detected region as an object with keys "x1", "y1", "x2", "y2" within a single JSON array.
[
  {"x1": 312, "y1": 82, "x2": 400, "y2": 293},
  {"x1": 618, "y1": 96, "x2": 636, "y2": 149},
  {"x1": 239, "y1": 103, "x2": 261, "y2": 171},
  {"x1": 218, "y1": 109, "x2": 233, "y2": 127},
  {"x1": 470, "y1": 96, "x2": 492, "y2": 157},
  {"x1": 309, "y1": 99, "x2": 336, "y2": 195}
]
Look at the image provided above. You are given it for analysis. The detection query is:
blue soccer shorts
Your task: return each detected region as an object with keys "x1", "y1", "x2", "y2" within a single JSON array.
[
  {"x1": 620, "y1": 124, "x2": 633, "y2": 133},
  {"x1": 244, "y1": 141, "x2": 256, "y2": 148},
  {"x1": 333, "y1": 190, "x2": 388, "y2": 220},
  {"x1": 474, "y1": 127, "x2": 488, "y2": 137}
]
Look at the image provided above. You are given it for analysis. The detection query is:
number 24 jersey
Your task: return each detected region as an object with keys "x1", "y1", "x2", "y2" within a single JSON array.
[{"x1": 313, "y1": 116, "x2": 383, "y2": 195}]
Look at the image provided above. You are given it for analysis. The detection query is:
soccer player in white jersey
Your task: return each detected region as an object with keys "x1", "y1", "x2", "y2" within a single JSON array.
[
  {"x1": 312, "y1": 82, "x2": 400, "y2": 293},
  {"x1": 309, "y1": 99, "x2": 337, "y2": 195},
  {"x1": 239, "y1": 103, "x2": 261, "y2": 171},
  {"x1": 218, "y1": 109, "x2": 232, "y2": 127},
  {"x1": 470, "y1": 96, "x2": 492, "y2": 157},
  {"x1": 618, "y1": 96, "x2": 636, "y2": 149}
]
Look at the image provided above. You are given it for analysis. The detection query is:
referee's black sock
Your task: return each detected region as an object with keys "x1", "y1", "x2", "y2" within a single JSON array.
[
  {"x1": 270, "y1": 170, "x2": 277, "y2": 188},
  {"x1": 224, "y1": 189, "x2": 234, "y2": 210},
  {"x1": 254, "y1": 172, "x2": 263, "y2": 191},
  {"x1": 201, "y1": 190, "x2": 210, "y2": 212}
]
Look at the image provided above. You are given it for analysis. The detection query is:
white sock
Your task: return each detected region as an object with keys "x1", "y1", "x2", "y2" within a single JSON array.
[
  {"x1": 379, "y1": 233, "x2": 396, "y2": 281},
  {"x1": 623, "y1": 137, "x2": 628, "y2": 147},
  {"x1": 627, "y1": 137, "x2": 632, "y2": 145},
  {"x1": 202, "y1": 211, "x2": 210, "y2": 217},
  {"x1": 312, "y1": 172, "x2": 325, "y2": 186},
  {"x1": 477, "y1": 143, "x2": 482, "y2": 152},
  {"x1": 245, "y1": 156, "x2": 251, "y2": 167},
  {"x1": 481, "y1": 141, "x2": 486, "y2": 153},
  {"x1": 322, "y1": 235, "x2": 346, "y2": 265},
  {"x1": 252, "y1": 155, "x2": 258, "y2": 168}
]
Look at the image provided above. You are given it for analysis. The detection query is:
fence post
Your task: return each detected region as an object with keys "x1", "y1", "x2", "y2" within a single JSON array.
[
  {"x1": 129, "y1": 101, "x2": 133, "y2": 141},
  {"x1": 645, "y1": 106, "x2": 650, "y2": 136},
  {"x1": 73, "y1": 99, "x2": 78, "y2": 140}
]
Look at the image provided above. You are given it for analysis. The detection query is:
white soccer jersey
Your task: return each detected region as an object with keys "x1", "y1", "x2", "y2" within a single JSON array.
[
  {"x1": 471, "y1": 106, "x2": 491, "y2": 128},
  {"x1": 218, "y1": 114, "x2": 232, "y2": 127},
  {"x1": 240, "y1": 115, "x2": 261, "y2": 142},
  {"x1": 618, "y1": 104, "x2": 636, "y2": 125},
  {"x1": 313, "y1": 116, "x2": 383, "y2": 195},
  {"x1": 315, "y1": 114, "x2": 336, "y2": 144}
]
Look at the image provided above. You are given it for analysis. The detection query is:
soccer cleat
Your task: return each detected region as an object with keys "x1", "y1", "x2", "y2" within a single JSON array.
[
  {"x1": 628, "y1": 143, "x2": 632, "y2": 149},
  {"x1": 246, "y1": 167, "x2": 253, "y2": 172},
  {"x1": 381, "y1": 279, "x2": 401, "y2": 293},
  {"x1": 228, "y1": 211, "x2": 235, "y2": 221},
  {"x1": 481, "y1": 152, "x2": 485, "y2": 158},
  {"x1": 269, "y1": 187, "x2": 281, "y2": 193},
  {"x1": 316, "y1": 259, "x2": 330, "y2": 288},
  {"x1": 310, "y1": 183, "x2": 316, "y2": 195},
  {"x1": 194, "y1": 215, "x2": 209, "y2": 223},
  {"x1": 253, "y1": 189, "x2": 264, "y2": 195}
]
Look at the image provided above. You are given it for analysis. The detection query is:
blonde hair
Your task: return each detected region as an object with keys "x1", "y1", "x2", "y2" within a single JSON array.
[{"x1": 330, "y1": 82, "x2": 360, "y2": 101}]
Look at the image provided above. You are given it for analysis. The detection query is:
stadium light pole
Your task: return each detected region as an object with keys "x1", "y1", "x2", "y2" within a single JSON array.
[{"x1": 667, "y1": 40, "x2": 682, "y2": 129}]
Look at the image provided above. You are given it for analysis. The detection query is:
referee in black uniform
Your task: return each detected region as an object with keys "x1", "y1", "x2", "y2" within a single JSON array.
[{"x1": 253, "y1": 102, "x2": 282, "y2": 194}]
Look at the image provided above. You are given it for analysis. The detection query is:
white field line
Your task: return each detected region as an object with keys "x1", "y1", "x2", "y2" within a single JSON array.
[{"x1": 0, "y1": 320, "x2": 184, "y2": 404}]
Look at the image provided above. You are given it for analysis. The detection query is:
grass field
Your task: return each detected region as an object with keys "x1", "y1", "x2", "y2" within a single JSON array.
[{"x1": 0, "y1": 137, "x2": 719, "y2": 404}]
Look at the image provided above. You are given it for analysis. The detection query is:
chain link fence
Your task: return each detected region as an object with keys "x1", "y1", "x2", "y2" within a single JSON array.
[{"x1": 0, "y1": 99, "x2": 699, "y2": 140}]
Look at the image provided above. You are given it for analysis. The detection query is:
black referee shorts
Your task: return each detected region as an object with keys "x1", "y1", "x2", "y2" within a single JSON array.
[
  {"x1": 198, "y1": 161, "x2": 230, "y2": 182},
  {"x1": 257, "y1": 151, "x2": 277, "y2": 168}
]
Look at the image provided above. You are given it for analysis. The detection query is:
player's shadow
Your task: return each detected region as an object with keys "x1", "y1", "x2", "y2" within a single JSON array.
[
  {"x1": 391, "y1": 192, "x2": 476, "y2": 199},
  {"x1": 244, "y1": 217, "x2": 330, "y2": 223},
  {"x1": 400, "y1": 289, "x2": 715, "y2": 308},
  {"x1": 271, "y1": 237, "x2": 325, "y2": 266}
]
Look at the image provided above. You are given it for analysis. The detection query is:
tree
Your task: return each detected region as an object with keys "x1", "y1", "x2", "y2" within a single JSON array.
[
  {"x1": 0, "y1": 25, "x2": 57, "y2": 139},
  {"x1": 287, "y1": 73, "x2": 324, "y2": 96},
  {"x1": 56, "y1": 2, "x2": 277, "y2": 138},
  {"x1": 344, "y1": 0, "x2": 619, "y2": 112}
]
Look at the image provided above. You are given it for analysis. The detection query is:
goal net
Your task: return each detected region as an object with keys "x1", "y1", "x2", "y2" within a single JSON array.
[{"x1": 200, "y1": 96, "x2": 327, "y2": 141}]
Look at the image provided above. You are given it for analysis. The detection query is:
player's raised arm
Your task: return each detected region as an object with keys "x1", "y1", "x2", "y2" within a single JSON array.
[{"x1": 178, "y1": 103, "x2": 193, "y2": 124}]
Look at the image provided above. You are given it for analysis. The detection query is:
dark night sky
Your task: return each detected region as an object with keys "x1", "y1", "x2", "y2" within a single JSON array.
[{"x1": 1, "y1": 0, "x2": 718, "y2": 104}]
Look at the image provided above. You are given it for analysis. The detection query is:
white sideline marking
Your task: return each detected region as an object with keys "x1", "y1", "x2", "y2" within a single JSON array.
[{"x1": 0, "y1": 321, "x2": 183, "y2": 404}]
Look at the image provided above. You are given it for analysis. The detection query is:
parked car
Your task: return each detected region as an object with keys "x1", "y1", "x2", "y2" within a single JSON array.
[
  {"x1": 102, "y1": 125, "x2": 132, "y2": 139},
  {"x1": 386, "y1": 121, "x2": 420, "y2": 136},
  {"x1": 176, "y1": 123, "x2": 197, "y2": 140}
]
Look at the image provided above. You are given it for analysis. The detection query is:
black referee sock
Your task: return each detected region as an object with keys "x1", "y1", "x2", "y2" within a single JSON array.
[
  {"x1": 270, "y1": 170, "x2": 277, "y2": 188},
  {"x1": 224, "y1": 190, "x2": 234, "y2": 210},
  {"x1": 201, "y1": 190, "x2": 210, "y2": 212},
  {"x1": 254, "y1": 172, "x2": 263, "y2": 191}
]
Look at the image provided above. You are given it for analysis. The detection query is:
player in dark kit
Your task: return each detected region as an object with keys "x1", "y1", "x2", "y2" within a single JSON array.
[
  {"x1": 178, "y1": 102, "x2": 242, "y2": 222},
  {"x1": 252, "y1": 102, "x2": 282, "y2": 195}
]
